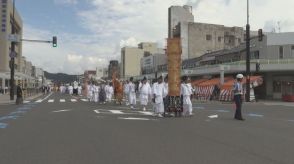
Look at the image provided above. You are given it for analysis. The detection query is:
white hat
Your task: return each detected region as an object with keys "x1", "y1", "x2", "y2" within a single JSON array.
[{"x1": 236, "y1": 74, "x2": 244, "y2": 79}]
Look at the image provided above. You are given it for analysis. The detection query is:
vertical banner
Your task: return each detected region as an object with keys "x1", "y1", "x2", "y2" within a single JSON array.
[{"x1": 166, "y1": 38, "x2": 182, "y2": 96}]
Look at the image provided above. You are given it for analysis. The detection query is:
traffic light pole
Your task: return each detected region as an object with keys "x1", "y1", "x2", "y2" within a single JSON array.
[
  {"x1": 245, "y1": 0, "x2": 251, "y2": 102},
  {"x1": 10, "y1": 0, "x2": 15, "y2": 100}
]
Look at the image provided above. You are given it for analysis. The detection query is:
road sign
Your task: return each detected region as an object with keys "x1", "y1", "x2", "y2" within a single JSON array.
[
  {"x1": 9, "y1": 51, "x2": 17, "y2": 58},
  {"x1": 7, "y1": 34, "x2": 20, "y2": 42}
]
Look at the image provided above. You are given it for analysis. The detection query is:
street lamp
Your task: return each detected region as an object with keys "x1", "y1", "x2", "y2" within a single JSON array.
[
  {"x1": 10, "y1": 0, "x2": 16, "y2": 100},
  {"x1": 245, "y1": 0, "x2": 251, "y2": 102}
]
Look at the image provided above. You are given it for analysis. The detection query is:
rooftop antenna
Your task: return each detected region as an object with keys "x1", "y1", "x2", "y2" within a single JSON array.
[{"x1": 277, "y1": 21, "x2": 281, "y2": 33}]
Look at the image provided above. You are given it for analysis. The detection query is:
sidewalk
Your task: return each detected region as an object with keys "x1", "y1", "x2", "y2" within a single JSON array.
[{"x1": 0, "y1": 93, "x2": 43, "y2": 105}]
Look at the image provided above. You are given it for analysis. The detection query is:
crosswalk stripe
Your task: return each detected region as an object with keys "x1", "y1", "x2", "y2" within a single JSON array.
[
  {"x1": 23, "y1": 101, "x2": 30, "y2": 104},
  {"x1": 48, "y1": 99, "x2": 54, "y2": 103},
  {"x1": 139, "y1": 111, "x2": 153, "y2": 116},
  {"x1": 81, "y1": 99, "x2": 88, "y2": 102},
  {"x1": 36, "y1": 99, "x2": 42, "y2": 103},
  {"x1": 71, "y1": 99, "x2": 77, "y2": 102},
  {"x1": 109, "y1": 110, "x2": 124, "y2": 114},
  {"x1": 60, "y1": 99, "x2": 65, "y2": 102},
  {"x1": 94, "y1": 110, "x2": 100, "y2": 114}
]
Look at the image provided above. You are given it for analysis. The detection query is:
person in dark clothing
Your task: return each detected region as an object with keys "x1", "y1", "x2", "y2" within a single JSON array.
[{"x1": 16, "y1": 84, "x2": 23, "y2": 105}]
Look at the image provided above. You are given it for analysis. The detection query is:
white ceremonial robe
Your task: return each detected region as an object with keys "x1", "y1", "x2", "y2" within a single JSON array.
[
  {"x1": 139, "y1": 83, "x2": 151, "y2": 106},
  {"x1": 154, "y1": 83, "x2": 164, "y2": 114},
  {"x1": 69, "y1": 86, "x2": 73, "y2": 95},
  {"x1": 78, "y1": 86, "x2": 82, "y2": 95},
  {"x1": 128, "y1": 82, "x2": 136, "y2": 105},
  {"x1": 181, "y1": 83, "x2": 193, "y2": 116},
  {"x1": 88, "y1": 85, "x2": 95, "y2": 102},
  {"x1": 94, "y1": 85, "x2": 99, "y2": 102},
  {"x1": 108, "y1": 86, "x2": 114, "y2": 102}
]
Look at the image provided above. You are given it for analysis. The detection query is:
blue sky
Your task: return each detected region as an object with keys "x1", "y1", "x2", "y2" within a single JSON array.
[{"x1": 15, "y1": 0, "x2": 294, "y2": 74}]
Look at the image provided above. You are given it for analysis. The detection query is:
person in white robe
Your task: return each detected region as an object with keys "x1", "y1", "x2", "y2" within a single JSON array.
[
  {"x1": 128, "y1": 77, "x2": 136, "y2": 109},
  {"x1": 78, "y1": 84, "x2": 82, "y2": 95},
  {"x1": 105, "y1": 83, "x2": 110, "y2": 102},
  {"x1": 108, "y1": 84, "x2": 114, "y2": 103},
  {"x1": 154, "y1": 76, "x2": 164, "y2": 117},
  {"x1": 181, "y1": 76, "x2": 193, "y2": 116},
  {"x1": 139, "y1": 77, "x2": 151, "y2": 111},
  {"x1": 123, "y1": 80, "x2": 129, "y2": 105},
  {"x1": 68, "y1": 85, "x2": 73, "y2": 95},
  {"x1": 94, "y1": 83, "x2": 99, "y2": 103},
  {"x1": 88, "y1": 83, "x2": 95, "y2": 102}
]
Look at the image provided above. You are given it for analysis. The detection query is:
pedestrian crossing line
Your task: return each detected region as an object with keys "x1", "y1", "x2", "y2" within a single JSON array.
[
  {"x1": 81, "y1": 99, "x2": 88, "y2": 102},
  {"x1": 109, "y1": 110, "x2": 124, "y2": 114},
  {"x1": 48, "y1": 99, "x2": 54, "y2": 103},
  {"x1": 60, "y1": 99, "x2": 65, "y2": 102},
  {"x1": 71, "y1": 99, "x2": 77, "y2": 102},
  {"x1": 36, "y1": 99, "x2": 42, "y2": 103},
  {"x1": 138, "y1": 111, "x2": 153, "y2": 116},
  {"x1": 94, "y1": 110, "x2": 100, "y2": 114},
  {"x1": 23, "y1": 101, "x2": 30, "y2": 104}
]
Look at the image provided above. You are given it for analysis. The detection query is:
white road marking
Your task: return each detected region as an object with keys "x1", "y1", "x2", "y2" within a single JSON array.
[
  {"x1": 71, "y1": 99, "x2": 77, "y2": 102},
  {"x1": 48, "y1": 99, "x2": 54, "y2": 103},
  {"x1": 52, "y1": 109, "x2": 71, "y2": 113},
  {"x1": 36, "y1": 99, "x2": 42, "y2": 103},
  {"x1": 109, "y1": 110, "x2": 124, "y2": 114},
  {"x1": 23, "y1": 101, "x2": 30, "y2": 104},
  {"x1": 208, "y1": 115, "x2": 218, "y2": 118},
  {"x1": 81, "y1": 99, "x2": 88, "y2": 102},
  {"x1": 94, "y1": 110, "x2": 100, "y2": 114},
  {"x1": 139, "y1": 111, "x2": 153, "y2": 116},
  {"x1": 118, "y1": 117, "x2": 150, "y2": 121},
  {"x1": 60, "y1": 99, "x2": 65, "y2": 102}
]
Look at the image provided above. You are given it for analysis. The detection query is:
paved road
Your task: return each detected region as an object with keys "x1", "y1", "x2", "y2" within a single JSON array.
[{"x1": 0, "y1": 92, "x2": 293, "y2": 164}]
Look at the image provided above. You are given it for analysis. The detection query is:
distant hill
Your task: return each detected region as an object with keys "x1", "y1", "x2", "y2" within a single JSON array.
[{"x1": 44, "y1": 71, "x2": 81, "y2": 84}]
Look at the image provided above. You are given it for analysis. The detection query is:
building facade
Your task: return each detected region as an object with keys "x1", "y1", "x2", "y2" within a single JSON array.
[
  {"x1": 187, "y1": 23, "x2": 244, "y2": 58},
  {"x1": 168, "y1": 5, "x2": 194, "y2": 60},
  {"x1": 121, "y1": 47, "x2": 144, "y2": 78},
  {"x1": 0, "y1": 0, "x2": 23, "y2": 91}
]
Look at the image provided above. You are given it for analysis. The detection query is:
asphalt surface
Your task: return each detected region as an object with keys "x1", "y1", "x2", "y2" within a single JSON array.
[{"x1": 0, "y1": 92, "x2": 293, "y2": 164}]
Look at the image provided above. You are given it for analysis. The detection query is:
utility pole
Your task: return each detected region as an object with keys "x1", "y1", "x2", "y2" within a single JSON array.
[
  {"x1": 10, "y1": 0, "x2": 15, "y2": 100},
  {"x1": 245, "y1": 0, "x2": 251, "y2": 102}
]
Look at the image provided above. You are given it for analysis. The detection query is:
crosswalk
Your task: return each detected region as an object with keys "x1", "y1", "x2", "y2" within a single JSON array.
[
  {"x1": 93, "y1": 109, "x2": 154, "y2": 116},
  {"x1": 25, "y1": 98, "x2": 90, "y2": 104}
]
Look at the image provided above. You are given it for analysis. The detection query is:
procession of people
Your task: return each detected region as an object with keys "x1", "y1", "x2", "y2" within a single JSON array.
[{"x1": 53, "y1": 74, "x2": 245, "y2": 120}]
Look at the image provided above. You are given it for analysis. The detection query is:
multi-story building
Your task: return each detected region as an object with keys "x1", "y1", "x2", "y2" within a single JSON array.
[
  {"x1": 168, "y1": 5, "x2": 194, "y2": 59},
  {"x1": 121, "y1": 47, "x2": 144, "y2": 78},
  {"x1": 0, "y1": 0, "x2": 23, "y2": 91},
  {"x1": 187, "y1": 23, "x2": 244, "y2": 58},
  {"x1": 168, "y1": 5, "x2": 244, "y2": 59}
]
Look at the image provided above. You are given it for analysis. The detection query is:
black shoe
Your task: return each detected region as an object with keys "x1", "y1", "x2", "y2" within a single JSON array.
[{"x1": 235, "y1": 117, "x2": 245, "y2": 121}]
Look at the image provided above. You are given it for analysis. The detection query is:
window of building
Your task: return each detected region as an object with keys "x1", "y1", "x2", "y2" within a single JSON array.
[
  {"x1": 218, "y1": 37, "x2": 221, "y2": 42},
  {"x1": 2, "y1": 0, "x2": 7, "y2": 3},
  {"x1": 291, "y1": 45, "x2": 294, "y2": 58},
  {"x1": 238, "y1": 38, "x2": 241, "y2": 43},
  {"x1": 273, "y1": 81, "x2": 281, "y2": 93},
  {"x1": 279, "y1": 46, "x2": 284, "y2": 59},
  {"x1": 206, "y1": 35, "x2": 212, "y2": 41}
]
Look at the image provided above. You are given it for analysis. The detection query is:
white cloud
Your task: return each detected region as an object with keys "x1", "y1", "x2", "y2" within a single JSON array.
[
  {"x1": 22, "y1": 0, "x2": 294, "y2": 75},
  {"x1": 22, "y1": 25, "x2": 110, "y2": 75},
  {"x1": 54, "y1": 0, "x2": 78, "y2": 5}
]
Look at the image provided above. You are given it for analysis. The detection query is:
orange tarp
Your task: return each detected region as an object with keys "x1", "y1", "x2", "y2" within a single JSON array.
[
  {"x1": 221, "y1": 76, "x2": 263, "y2": 90},
  {"x1": 192, "y1": 79, "x2": 209, "y2": 86},
  {"x1": 197, "y1": 77, "x2": 233, "y2": 87}
]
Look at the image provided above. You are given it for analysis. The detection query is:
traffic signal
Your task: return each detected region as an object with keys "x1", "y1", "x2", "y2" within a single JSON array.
[
  {"x1": 52, "y1": 36, "x2": 57, "y2": 47},
  {"x1": 256, "y1": 62, "x2": 260, "y2": 72},
  {"x1": 258, "y1": 29, "x2": 263, "y2": 41}
]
